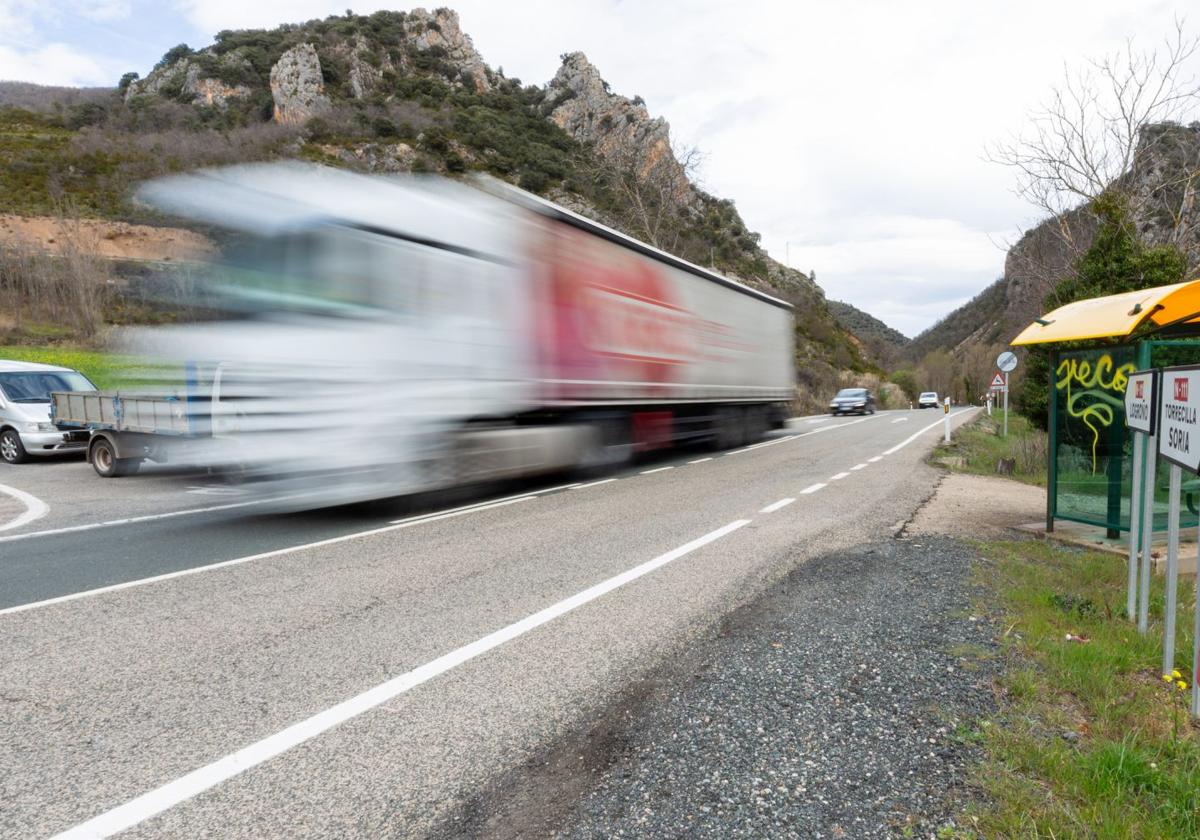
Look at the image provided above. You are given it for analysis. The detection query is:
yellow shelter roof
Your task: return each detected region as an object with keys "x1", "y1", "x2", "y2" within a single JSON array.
[{"x1": 1011, "y1": 279, "x2": 1200, "y2": 345}]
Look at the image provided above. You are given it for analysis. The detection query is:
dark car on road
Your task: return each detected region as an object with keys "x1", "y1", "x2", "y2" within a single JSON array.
[{"x1": 829, "y1": 387, "x2": 875, "y2": 416}]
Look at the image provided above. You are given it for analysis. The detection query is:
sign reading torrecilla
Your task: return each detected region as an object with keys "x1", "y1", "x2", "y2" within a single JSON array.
[
  {"x1": 1124, "y1": 369, "x2": 1157, "y2": 435},
  {"x1": 1158, "y1": 366, "x2": 1200, "y2": 472}
]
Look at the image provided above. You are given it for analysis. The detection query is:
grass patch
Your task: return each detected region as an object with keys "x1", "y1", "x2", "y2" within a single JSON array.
[
  {"x1": 933, "y1": 412, "x2": 1047, "y2": 486},
  {"x1": 969, "y1": 539, "x2": 1200, "y2": 838},
  {"x1": 0, "y1": 345, "x2": 154, "y2": 390}
]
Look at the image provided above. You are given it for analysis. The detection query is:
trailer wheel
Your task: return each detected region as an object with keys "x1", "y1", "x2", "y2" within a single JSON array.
[{"x1": 90, "y1": 437, "x2": 139, "y2": 478}]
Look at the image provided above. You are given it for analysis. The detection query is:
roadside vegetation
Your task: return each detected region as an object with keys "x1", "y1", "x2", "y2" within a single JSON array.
[
  {"x1": 968, "y1": 539, "x2": 1200, "y2": 838},
  {"x1": 932, "y1": 412, "x2": 1048, "y2": 486},
  {"x1": 0, "y1": 345, "x2": 148, "y2": 390}
]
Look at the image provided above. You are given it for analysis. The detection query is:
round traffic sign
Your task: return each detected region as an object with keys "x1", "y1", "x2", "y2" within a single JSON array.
[{"x1": 997, "y1": 351, "x2": 1018, "y2": 372}]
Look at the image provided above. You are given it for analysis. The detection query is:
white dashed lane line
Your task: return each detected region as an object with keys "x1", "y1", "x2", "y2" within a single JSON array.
[
  {"x1": 800, "y1": 483, "x2": 826, "y2": 495},
  {"x1": 639, "y1": 466, "x2": 674, "y2": 475},
  {"x1": 687, "y1": 457, "x2": 713, "y2": 464},
  {"x1": 868, "y1": 456, "x2": 883, "y2": 463},
  {"x1": 830, "y1": 472, "x2": 850, "y2": 481},
  {"x1": 759, "y1": 497, "x2": 795, "y2": 514},
  {"x1": 571, "y1": 478, "x2": 619, "y2": 490},
  {"x1": 850, "y1": 463, "x2": 868, "y2": 471}
]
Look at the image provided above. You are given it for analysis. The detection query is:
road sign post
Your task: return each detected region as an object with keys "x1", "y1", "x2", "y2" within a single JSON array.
[
  {"x1": 989, "y1": 371, "x2": 1009, "y2": 437},
  {"x1": 1157, "y1": 366, "x2": 1200, "y2": 707},
  {"x1": 1125, "y1": 370, "x2": 1157, "y2": 625},
  {"x1": 997, "y1": 353, "x2": 1017, "y2": 438}
]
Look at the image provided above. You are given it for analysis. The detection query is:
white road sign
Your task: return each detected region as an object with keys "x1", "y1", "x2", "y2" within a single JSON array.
[
  {"x1": 989, "y1": 371, "x2": 1007, "y2": 391},
  {"x1": 997, "y1": 351, "x2": 1018, "y2": 372},
  {"x1": 1158, "y1": 365, "x2": 1200, "y2": 473},
  {"x1": 1124, "y1": 369, "x2": 1157, "y2": 434}
]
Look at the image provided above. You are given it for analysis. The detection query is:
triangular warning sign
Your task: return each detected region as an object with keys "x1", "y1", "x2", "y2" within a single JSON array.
[{"x1": 990, "y1": 372, "x2": 1007, "y2": 388}]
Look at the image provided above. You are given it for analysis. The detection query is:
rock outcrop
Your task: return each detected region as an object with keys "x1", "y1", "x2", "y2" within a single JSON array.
[
  {"x1": 546, "y1": 52, "x2": 689, "y2": 203},
  {"x1": 125, "y1": 55, "x2": 252, "y2": 109},
  {"x1": 407, "y1": 7, "x2": 491, "y2": 92},
  {"x1": 269, "y1": 44, "x2": 330, "y2": 126}
]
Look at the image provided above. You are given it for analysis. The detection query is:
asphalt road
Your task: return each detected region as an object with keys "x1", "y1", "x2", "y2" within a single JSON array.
[{"x1": 0, "y1": 407, "x2": 977, "y2": 838}]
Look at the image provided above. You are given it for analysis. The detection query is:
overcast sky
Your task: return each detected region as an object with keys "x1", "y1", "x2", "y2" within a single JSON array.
[{"x1": 3, "y1": 1, "x2": 1199, "y2": 335}]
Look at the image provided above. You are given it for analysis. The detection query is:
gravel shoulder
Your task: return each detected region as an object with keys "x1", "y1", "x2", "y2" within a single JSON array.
[{"x1": 440, "y1": 478, "x2": 1007, "y2": 839}]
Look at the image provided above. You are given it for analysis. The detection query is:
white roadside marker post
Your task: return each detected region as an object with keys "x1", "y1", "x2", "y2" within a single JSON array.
[
  {"x1": 943, "y1": 398, "x2": 950, "y2": 443},
  {"x1": 1163, "y1": 464, "x2": 1181, "y2": 675},
  {"x1": 1125, "y1": 369, "x2": 1158, "y2": 635}
]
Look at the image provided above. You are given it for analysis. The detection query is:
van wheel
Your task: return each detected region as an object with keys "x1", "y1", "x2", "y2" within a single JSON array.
[{"x1": 0, "y1": 429, "x2": 28, "y2": 464}]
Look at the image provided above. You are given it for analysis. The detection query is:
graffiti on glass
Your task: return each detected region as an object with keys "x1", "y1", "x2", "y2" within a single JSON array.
[{"x1": 1056, "y1": 354, "x2": 1136, "y2": 473}]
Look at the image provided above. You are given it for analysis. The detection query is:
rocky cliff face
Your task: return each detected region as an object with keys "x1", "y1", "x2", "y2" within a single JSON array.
[
  {"x1": 269, "y1": 44, "x2": 330, "y2": 126},
  {"x1": 915, "y1": 121, "x2": 1200, "y2": 358},
  {"x1": 126, "y1": 8, "x2": 490, "y2": 121},
  {"x1": 546, "y1": 52, "x2": 689, "y2": 203}
]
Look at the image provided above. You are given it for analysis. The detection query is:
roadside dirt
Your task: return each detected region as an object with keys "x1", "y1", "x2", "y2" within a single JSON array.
[
  {"x1": 0, "y1": 214, "x2": 216, "y2": 263},
  {"x1": 907, "y1": 473, "x2": 1045, "y2": 539}
]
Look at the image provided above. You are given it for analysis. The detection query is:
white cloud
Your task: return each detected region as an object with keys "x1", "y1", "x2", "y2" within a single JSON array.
[
  {"x1": 77, "y1": 0, "x2": 132, "y2": 22},
  {"x1": 0, "y1": 41, "x2": 114, "y2": 86}
]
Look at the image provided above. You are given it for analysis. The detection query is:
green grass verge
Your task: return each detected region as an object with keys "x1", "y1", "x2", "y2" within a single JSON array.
[
  {"x1": 0, "y1": 345, "x2": 156, "y2": 390},
  {"x1": 969, "y1": 539, "x2": 1200, "y2": 838},
  {"x1": 933, "y1": 412, "x2": 1048, "y2": 487}
]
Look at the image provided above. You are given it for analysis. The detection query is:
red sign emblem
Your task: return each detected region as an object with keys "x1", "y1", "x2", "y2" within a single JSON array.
[
  {"x1": 1176, "y1": 377, "x2": 1189, "y2": 402},
  {"x1": 1135, "y1": 380, "x2": 1144, "y2": 399}
]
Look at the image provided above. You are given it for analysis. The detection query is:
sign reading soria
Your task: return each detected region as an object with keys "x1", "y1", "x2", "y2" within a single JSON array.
[
  {"x1": 1158, "y1": 365, "x2": 1200, "y2": 472},
  {"x1": 1124, "y1": 369, "x2": 1158, "y2": 434}
]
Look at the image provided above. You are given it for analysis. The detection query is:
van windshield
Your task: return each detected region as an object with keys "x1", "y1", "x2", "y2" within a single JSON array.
[{"x1": 0, "y1": 371, "x2": 96, "y2": 403}]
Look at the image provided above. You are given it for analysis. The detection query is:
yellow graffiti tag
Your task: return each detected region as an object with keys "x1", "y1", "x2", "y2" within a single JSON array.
[{"x1": 1056, "y1": 354, "x2": 1136, "y2": 473}]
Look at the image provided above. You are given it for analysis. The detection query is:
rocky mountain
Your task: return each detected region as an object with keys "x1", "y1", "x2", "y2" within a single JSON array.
[
  {"x1": 827, "y1": 300, "x2": 910, "y2": 360},
  {"x1": 912, "y1": 121, "x2": 1200, "y2": 360},
  {"x1": 0, "y1": 6, "x2": 902, "y2": 407}
]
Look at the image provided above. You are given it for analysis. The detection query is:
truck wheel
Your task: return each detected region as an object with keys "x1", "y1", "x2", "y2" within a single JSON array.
[
  {"x1": 0, "y1": 429, "x2": 28, "y2": 464},
  {"x1": 91, "y1": 438, "x2": 137, "y2": 477}
]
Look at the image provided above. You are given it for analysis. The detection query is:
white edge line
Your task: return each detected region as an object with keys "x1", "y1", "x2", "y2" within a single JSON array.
[
  {"x1": 850, "y1": 463, "x2": 868, "y2": 471},
  {"x1": 868, "y1": 456, "x2": 883, "y2": 463},
  {"x1": 639, "y1": 466, "x2": 674, "y2": 475},
  {"x1": 0, "y1": 496, "x2": 537, "y2": 619},
  {"x1": 572, "y1": 477, "x2": 618, "y2": 489},
  {"x1": 687, "y1": 457, "x2": 713, "y2": 464},
  {"x1": 800, "y1": 483, "x2": 826, "y2": 494},
  {"x1": 882, "y1": 409, "x2": 974, "y2": 456},
  {"x1": 0, "y1": 482, "x2": 49, "y2": 533},
  {"x1": 48, "y1": 519, "x2": 752, "y2": 840},
  {"x1": 830, "y1": 472, "x2": 851, "y2": 480},
  {"x1": 759, "y1": 497, "x2": 795, "y2": 513}
]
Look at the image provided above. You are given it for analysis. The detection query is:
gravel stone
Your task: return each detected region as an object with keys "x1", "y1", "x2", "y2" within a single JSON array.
[{"x1": 551, "y1": 536, "x2": 998, "y2": 839}]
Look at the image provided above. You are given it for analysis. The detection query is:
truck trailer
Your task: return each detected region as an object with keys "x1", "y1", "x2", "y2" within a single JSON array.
[{"x1": 84, "y1": 164, "x2": 795, "y2": 506}]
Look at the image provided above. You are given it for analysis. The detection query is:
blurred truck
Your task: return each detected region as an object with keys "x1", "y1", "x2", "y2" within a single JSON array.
[{"x1": 95, "y1": 164, "x2": 794, "y2": 507}]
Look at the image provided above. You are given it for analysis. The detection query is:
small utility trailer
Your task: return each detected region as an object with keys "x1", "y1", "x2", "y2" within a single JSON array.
[{"x1": 51, "y1": 390, "x2": 202, "y2": 477}]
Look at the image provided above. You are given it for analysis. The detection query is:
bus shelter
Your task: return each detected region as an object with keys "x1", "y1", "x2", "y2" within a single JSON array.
[{"x1": 1012, "y1": 280, "x2": 1200, "y2": 536}]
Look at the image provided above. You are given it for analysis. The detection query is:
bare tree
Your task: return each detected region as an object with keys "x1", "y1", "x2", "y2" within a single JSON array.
[
  {"x1": 989, "y1": 21, "x2": 1200, "y2": 255},
  {"x1": 579, "y1": 139, "x2": 703, "y2": 252}
]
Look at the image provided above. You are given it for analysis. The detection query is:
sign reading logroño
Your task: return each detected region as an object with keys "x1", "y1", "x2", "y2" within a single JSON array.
[
  {"x1": 1158, "y1": 366, "x2": 1200, "y2": 473},
  {"x1": 1124, "y1": 369, "x2": 1158, "y2": 435}
]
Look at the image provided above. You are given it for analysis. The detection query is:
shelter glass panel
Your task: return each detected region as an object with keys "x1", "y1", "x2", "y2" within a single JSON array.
[{"x1": 1052, "y1": 346, "x2": 1136, "y2": 531}]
